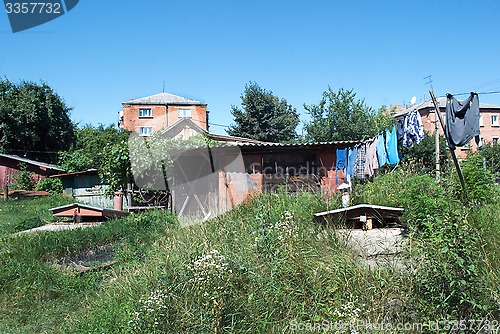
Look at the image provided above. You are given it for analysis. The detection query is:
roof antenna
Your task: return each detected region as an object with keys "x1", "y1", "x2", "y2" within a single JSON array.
[
  {"x1": 162, "y1": 81, "x2": 166, "y2": 93},
  {"x1": 424, "y1": 75, "x2": 433, "y2": 91}
]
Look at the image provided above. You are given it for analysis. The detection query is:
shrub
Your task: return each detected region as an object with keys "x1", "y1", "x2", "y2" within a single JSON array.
[
  {"x1": 408, "y1": 212, "x2": 493, "y2": 320},
  {"x1": 477, "y1": 142, "x2": 500, "y2": 179},
  {"x1": 12, "y1": 163, "x2": 35, "y2": 190},
  {"x1": 356, "y1": 169, "x2": 451, "y2": 226},
  {"x1": 14, "y1": 216, "x2": 44, "y2": 232},
  {"x1": 455, "y1": 154, "x2": 498, "y2": 205},
  {"x1": 35, "y1": 177, "x2": 63, "y2": 194}
]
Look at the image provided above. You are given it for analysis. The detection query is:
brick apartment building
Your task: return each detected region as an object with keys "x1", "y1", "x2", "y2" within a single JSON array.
[
  {"x1": 396, "y1": 97, "x2": 500, "y2": 156},
  {"x1": 119, "y1": 92, "x2": 208, "y2": 136}
]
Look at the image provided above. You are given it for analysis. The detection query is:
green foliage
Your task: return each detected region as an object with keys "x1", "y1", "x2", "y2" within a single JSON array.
[
  {"x1": 35, "y1": 177, "x2": 63, "y2": 194},
  {"x1": 304, "y1": 87, "x2": 394, "y2": 141},
  {"x1": 59, "y1": 124, "x2": 130, "y2": 172},
  {"x1": 400, "y1": 131, "x2": 449, "y2": 174},
  {"x1": 455, "y1": 154, "x2": 498, "y2": 205},
  {"x1": 477, "y1": 142, "x2": 500, "y2": 179},
  {"x1": 1, "y1": 178, "x2": 499, "y2": 332},
  {"x1": 99, "y1": 139, "x2": 131, "y2": 195},
  {"x1": 58, "y1": 150, "x2": 94, "y2": 172},
  {"x1": 227, "y1": 82, "x2": 299, "y2": 142},
  {"x1": 355, "y1": 169, "x2": 451, "y2": 225},
  {"x1": 12, "y1": 163, "x2": 35, "y2": 190},
  {"x1": 0, "y1": 79, "x2": 74, "y2": 163},
  {"x1": 14, "y1": 216, "x2": 44, "y2": 232},
  {"x1": 409, "y1": 213, "x2": 490, "y2": 320}
]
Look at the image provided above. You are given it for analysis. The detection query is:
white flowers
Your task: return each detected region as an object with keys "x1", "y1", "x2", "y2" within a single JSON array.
[
  {"x1": 129, "y1": 289, "x2": 168, "y2": 331},
  {"x1": 188, "y1": 249, "x2": 233, "y2": 300},
  {"x1": 271, "y1": 211, "x2": 299, "y2": 242},
  {"x1": 332, "y1": 294, "x2": 365, "y2": 327}
]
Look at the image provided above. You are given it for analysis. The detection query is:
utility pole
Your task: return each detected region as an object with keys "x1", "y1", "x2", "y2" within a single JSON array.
[
  {"x1": 429, "y1": 90, "x2": 468, "y2": 200},
  {"x1": 424, "y1": 75, "x2": 440, "y2": 182},
  {"x1": 435, "y1": 109, "x2": 440, "y2": 182}
]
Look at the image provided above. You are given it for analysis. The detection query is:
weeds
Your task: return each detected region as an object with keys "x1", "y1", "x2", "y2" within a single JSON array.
[{"x1": 0, "y1": 160, "x2": 499, "y2": 333}]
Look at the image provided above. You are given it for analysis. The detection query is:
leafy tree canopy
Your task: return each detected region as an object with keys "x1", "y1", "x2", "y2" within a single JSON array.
[
  {"x1": 304, "y1": 87, "x2": 393, "y2": 142},
  {"x1": 58, "y1": 124, "x2": 130, "y2": 172},
  {"x1": 227, "y1": 82, "x2": 299, "y2": 143},
  {"x1": 0, "y1": 79, "x2": 75, "y2": 163}
]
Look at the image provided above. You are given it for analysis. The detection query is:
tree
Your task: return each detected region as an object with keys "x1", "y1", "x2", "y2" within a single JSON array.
[
  {"x1": 400, "y1": 132, "x2": 449, "y2": 174},
  {"x1": 58, "y1": 124, "x2": 130, "y2": 172},
  {"x1": 0, "y1": 79, "x2": 75, "y2": 163},
  {"x1": 304, "y1": 87, "x2": 393, "y2": 142},
  {"x1": 227, "y1": 82, "x2": 299, "y2": 142}
]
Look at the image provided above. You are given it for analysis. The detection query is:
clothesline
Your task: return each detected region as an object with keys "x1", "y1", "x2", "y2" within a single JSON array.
[
  {"x1": 334, "y1": 92, "x2": 481, "y2": 186},
  {"x1": 439, "y1": 90, "x2": 500, "y2": 98}
]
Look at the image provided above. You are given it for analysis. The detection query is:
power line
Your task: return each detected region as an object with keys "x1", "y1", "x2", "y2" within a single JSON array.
[
  {"x1": 437, "y1": 90, "x2": 500, "y2": 98},
  {"x1": 449, "y1": 90, "x2": 500, "y2": 97},
  {"x1": 454, "y1": 77, "x2": 500, "y2": 94},
  {"x1": 208, "y1": 122, "x2": 230, "y2": 128}
]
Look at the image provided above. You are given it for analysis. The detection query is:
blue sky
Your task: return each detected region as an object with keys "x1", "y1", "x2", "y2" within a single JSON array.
[{"x1": 1, "y1": 0, "x2": 500, "y2": 134}]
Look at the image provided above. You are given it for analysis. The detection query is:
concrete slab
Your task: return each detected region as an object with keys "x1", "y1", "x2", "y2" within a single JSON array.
[
  {"x1": 336, "y1": 228, "x2": 407, "y2": 269},
  {"x1": 15, "y1": 222, "x2": 101, "y2": 235}
]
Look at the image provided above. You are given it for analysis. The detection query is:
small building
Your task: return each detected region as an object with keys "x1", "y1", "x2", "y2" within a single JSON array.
[
  {"x1": 0, "y1": 153, "x2": 63, "y2": 186},
  {"x1": 396, "y1": 97, "x2": 500, "y2": 156},
  {"x1": 313, "y1": 204, "x2": 404, "y2": 229},
  {"x1": 119, "y1": 92, "x2": 208, "y2": 137},
  {"x1": 50, "y1": 203, "x2": 129, "y2": 222},
  {"x1": 163, "y1": 140, "x2": 359, "y2": 216},
  {"x1": 49, "y1": 169, "x2": 114, "y2": 208}
]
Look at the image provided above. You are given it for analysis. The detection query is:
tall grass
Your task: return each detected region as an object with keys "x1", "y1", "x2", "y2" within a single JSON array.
[{"x1": 1, "y1": 165, "x2": 499, "y2": 333}]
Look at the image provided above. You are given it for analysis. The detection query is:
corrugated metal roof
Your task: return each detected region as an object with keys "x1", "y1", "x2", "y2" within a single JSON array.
[
  {"x1": 0, "y1": 153, "x2": 63, "y2": 171},
  {"x1": 124, "y1": 92, "x2": 205, "y2": 105},
  {"x1": 395, "y1": 96, "x2": 500, "y2": 118},
  {"x1": 206, "y1": 132, "x2": 267, "y2": 144},
  {"x1": 210, "y1": 140, "x2": 360, "y2": 148}
]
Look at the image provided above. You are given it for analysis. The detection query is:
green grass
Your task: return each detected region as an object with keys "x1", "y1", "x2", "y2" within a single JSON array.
[
  {"x1": 0, "y1": 196, "x2": 177, "y2": 333},
  {"x1": 0, "y1": 172, "x2": 498, "y2": 333},
  {"x1": 0, "y1": 194, "x2": 74, "y2": 236}
]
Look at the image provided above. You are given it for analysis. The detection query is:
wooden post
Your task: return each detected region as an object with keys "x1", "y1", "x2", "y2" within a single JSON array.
[
  {"x1": 429, "y1": 90, "x2": 468, "y2": 200},
  {"x1": 435, "y1": 111, "x2": 440, "y2": 182},
  {"x1": 2, "y1": 184, "x2": 7, "y2": 201}
]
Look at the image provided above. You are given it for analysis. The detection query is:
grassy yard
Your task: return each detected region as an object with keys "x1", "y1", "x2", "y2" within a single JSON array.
[
  {"x1": 0, "y1": 195, "x2": 74, "y2": 236},
  {"x1": 0, "y1": 170, "x2": 498, "y2": 333}
]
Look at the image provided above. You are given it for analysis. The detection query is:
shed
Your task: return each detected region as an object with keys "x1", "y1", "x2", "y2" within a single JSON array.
[
  {"x1": 0, "y1": 153, "x2": 63, "y2": 186},
  {"x1": 49, "y1": 169, "x2": 114, "y2": 208},
  {"x1": 50, "y1": 203, "x2": 129, "y2": 222},
  {"x1": 313, "y1": 204, "x2": 404, "y2": 229}
]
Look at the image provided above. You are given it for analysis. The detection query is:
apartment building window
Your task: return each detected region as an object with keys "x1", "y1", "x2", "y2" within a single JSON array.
[
  {"x1": 178, "y1": 108, "x2": 191, "y2": 118},
  {"x1": 492, "y1": 114, "x2": 499, "y2": 127},
  {"x1": 493, "y1": 137, "x2": 499, "y2": 145},
  {"x1": 139, "y1": 108, "x2": 152, "y2": 118},
  {"x1": 139, "y1": 126, "x2": 152, "y2": 136},
  {"x1": 479, "y1": 114, "x2": 484, "y2": 127}
]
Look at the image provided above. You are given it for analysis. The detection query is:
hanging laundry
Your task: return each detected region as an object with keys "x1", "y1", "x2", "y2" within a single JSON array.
[
  {"x1": 396, "y1": 118, "x2": 405, "y2": 143},
  {"x1": 445, "y1": 93, "x2": 480, "y2": 150},
  {"x1": 346, "y1": 146, "x2": 357, "y2": 177},
  {"x1": 353, "y1": 144, "x2": 367, "y2": 180},
  {"x1": 336, "y1": 148, "x2": 347, "y2": 170},
  {"x1": 364, "y1": 138, "x2": 379, "y2": 177},
  {"x1": 376, "y1": 133, "x2": 387, "y2": 167},
  {"x1": 403, "y1": 110, "x2": 425, "y2": 147},
  {"x1": 385, "y1": 125, "x2": 400, "y2": 165}
]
